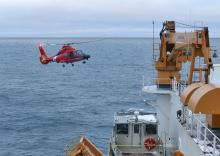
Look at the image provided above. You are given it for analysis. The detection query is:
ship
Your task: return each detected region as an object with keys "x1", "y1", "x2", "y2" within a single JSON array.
[
  {"x1": 65, "y1": 21, "x2": 220, "y2": 156},
  {"x1": 142, "y1": 21, "x2": 220, "y2": 155}
]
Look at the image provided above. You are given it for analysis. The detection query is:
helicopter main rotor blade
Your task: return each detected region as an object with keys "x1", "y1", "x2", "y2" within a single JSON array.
[
  {"x1": 43, "y1": 38, "x2": 106, "y2": 46},
  {"x1": 66, "y1": 39, "x2": 105, "y2": 45}
]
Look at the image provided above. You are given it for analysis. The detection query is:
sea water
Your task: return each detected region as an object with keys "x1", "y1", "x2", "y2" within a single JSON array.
[{"x1": 0, "y1": 38, "x2": 219, "y2": 156}]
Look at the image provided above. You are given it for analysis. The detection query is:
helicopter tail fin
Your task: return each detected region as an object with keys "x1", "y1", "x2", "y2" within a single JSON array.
[{"x1": 38, "y1": 43, "x2": 50, "y2": 64}]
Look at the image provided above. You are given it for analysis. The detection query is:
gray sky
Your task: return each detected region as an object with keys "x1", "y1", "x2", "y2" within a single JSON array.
[{"x1": 0, "y1": 0, "x2": 220, "y2": 37}]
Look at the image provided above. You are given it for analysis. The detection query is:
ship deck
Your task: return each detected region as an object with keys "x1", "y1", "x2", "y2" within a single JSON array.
[
  {"x1": 142, "y1": 85, "x2": 173, "y2": 94},
  {"x1": 118, "y1": 147, "x2": 162, "y2": 156},
  {"x1": 121, "y1": 153, "x2": 159, "y2": 156},
  {"x1": 117, "y1": 146, "x2": 175, "y2": 156},
  {"x1": 179, "y1": 109, "x2": 220, "y2": 155}
]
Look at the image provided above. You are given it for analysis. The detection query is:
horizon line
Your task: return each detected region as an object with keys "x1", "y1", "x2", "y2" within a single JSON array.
[{"x1": 1, "y1": 36, "x2": 220, "y2": 39}]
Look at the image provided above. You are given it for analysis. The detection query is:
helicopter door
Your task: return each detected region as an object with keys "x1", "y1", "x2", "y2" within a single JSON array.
[{"x1": 132, "y1": 124, "x2": 141, "y2": 146}]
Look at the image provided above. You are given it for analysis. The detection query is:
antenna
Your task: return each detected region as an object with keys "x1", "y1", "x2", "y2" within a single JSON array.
[{"x1": 153, "y1": 21, "x2": 155, "y2": 61}]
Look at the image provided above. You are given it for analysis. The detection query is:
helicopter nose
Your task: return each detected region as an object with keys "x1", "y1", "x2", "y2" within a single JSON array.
[{"x1": 85, "y1": 55, "x2": 90, "y2": 60}]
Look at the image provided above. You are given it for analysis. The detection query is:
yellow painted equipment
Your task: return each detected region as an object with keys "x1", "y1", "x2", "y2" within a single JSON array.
[
  {"x1": 65, "y1": 136, "x2": 104, "y2": 156},
  {"x1": 173, "y1": 150, "x2": 184, "y2": 156},
  {"x1": 155, "y1": 21, "x2": 213, "y2": 86}
]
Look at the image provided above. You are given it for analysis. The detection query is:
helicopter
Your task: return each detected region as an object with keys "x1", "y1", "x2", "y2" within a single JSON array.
[{"x1": 38, "y1": 42, "x2": 91, "y2": 67}]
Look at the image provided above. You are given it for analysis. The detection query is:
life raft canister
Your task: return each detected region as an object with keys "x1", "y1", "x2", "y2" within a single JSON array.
[{"x1": 144, "y1": 137, "x2": 156, "y2": 150}]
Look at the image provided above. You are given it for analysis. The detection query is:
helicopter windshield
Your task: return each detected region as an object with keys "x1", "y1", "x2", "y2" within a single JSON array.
[
  {"x1": 75, "y1": 50, "x2": 84, "y2": 56},
  {"x1": 62, "y1": 51, "x2": 74, "y2": 58}
]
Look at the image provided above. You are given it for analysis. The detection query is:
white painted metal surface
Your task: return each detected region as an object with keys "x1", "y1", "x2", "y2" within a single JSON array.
[
  {"x1": 142, "y1": 71, "x2": 220, "y2": 156},
  {"x1": 181, "y1": 108, "x2": 220, "y2": 155},
  {"x1": 210, "y1": 64, "x2": 220, "y2": 85},
  {"x1": 111, "y1": 109, "x2": 163, "y2": 156}
]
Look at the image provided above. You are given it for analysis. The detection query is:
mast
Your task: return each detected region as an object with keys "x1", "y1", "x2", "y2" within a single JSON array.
[{"x1": 152, "y1": 20, "x2": 155, "y2": 61}]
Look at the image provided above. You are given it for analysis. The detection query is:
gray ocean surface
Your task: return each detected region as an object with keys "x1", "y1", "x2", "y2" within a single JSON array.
[{"x1": 0, "y1": 38, "x2": 219, "y2": 156}]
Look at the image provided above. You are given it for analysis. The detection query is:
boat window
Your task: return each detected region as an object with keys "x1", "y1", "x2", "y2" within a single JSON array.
[
  {"x1": 116, "y1": 124, "x2": 128, "y2": 134},
  {"x1": 198, "y1": 33, "x2": 202, "y2": 38},
  {"x1": 134, "y1": 124, "x2": 139, "y2": 133},
  {"x1": 145, "y1": 124, "x2": 157, "y2": 135}
]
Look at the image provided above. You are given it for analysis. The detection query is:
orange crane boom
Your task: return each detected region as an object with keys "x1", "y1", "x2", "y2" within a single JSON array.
[
  {"x1": 155, "y1": 21, "x2": 213, "y2": 87},
  {"x1": 65, "y1": 136, "x2": 104, "y2": 156}
]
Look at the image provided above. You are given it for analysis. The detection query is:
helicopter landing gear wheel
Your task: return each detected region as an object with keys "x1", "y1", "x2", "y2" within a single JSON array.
[
  {"x1": 71, "y1": 63, "x2": 74, "y2": 67},
  {"x1": 62, "y1": 64, "x2": 65, "y2": 67},
  {"x1": 83, "y1": 61, "x2": 86, "y2": 64}
]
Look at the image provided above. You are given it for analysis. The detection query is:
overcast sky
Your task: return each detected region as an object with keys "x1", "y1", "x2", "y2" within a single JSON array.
[{"x1": 0, "y1": 0, "x2": 220, "y2": 37}]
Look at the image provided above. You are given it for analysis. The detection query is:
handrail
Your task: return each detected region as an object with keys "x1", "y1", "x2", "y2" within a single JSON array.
[
  {"x1": 143, "y1": 77, "x2": 220, "y2": 154},
  {"x1": 110, "y1": 136, "x2": 164, "y2": 155},
  {"x1": 142, "y1": 76, "x2": 172, "y2": 88},
  {"x1": 181, "y1": 108, "x2": 220, "y2": 154},
  {"x1": 111, "y1": 144, "x2": 164, "y2": 147},
  {"x1": 171, "y1": 78, "x2": 187, "y2": 95},
  {"x1": 142, "y1": 76, "x2": 187, "y2": 95}
]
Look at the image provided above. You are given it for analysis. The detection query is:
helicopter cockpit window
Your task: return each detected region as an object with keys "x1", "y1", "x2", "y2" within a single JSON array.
[
  {"x1": 116, "y1": 124, "x2": 128, "y2": 134},
  {"x1": 75, "y1": 50, "x2": 83, "y2": 56},
  {"x1": 63, "y1": 51, "x2": 74, "y2": 58},
  {"x1": 64, "y1": 53, "x2": 69, "y2": 58},
  {"x1": 69, "y1": 51, "x2": 74, "y2": 57},
  {"x1": 145, "y1": 124, "x2": 157, "y2": 135}
]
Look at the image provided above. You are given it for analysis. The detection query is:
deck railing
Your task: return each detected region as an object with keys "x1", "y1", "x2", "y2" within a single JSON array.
[
  {"x1": 171, "y1": 77, "x2": 187, "y2": 95},
  {"x1": 142, "y1": 76, "x2": 187, "y2": 95},
  {"x1": 110, "y1": 135, "x2": 165, "y2": 155},
  {"x1": 111, "y1": 143, "x2": 164, "y2": 155},
  {"x1": 181, "y1": 108, "x2": 220, "y2": 155},
  {"x1": 142, "y1": 76, "x2": 172, "y2": 89},
  {"x1": 143, "y1": 77, "x2": 220, "y2": 154}
]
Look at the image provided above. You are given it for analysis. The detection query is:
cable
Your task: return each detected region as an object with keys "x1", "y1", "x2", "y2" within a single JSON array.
[{"x1": 175, "y1": 21, "x2": 204, "y2": 29}]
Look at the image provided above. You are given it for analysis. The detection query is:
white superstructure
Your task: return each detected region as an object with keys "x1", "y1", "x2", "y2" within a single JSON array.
[{"x1": 142, "y1": 64, "x2": 220, "y2": 156}]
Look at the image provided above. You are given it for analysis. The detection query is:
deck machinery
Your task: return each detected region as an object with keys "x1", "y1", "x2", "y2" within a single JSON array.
[
  {"x1": 143, "y1": 21, "x2": 220, "y2": 155},
  {"x1": 65, "y1": 21, "x2": 220, "y2": 156},
  {"x1": 155, "y1": 21, "x2": 213, "y2": 87}
]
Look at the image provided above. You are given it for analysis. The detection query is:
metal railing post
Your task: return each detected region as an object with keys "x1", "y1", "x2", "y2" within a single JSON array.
[
  {"x1": 185, "y1": 111, "x2": 188, "y2": 130},
  {"x1": 204, "y1": 128, "x2": 207, "y2": 152},
  {"x1": 191, "y1": 114, "x2": 193, "y2": 136},
  {"x1": 157, "y1": 79, "x2": 159, "y2": 89},
  {"x1": 178, "y1": 83, "x2": 180, "y2": 94},
  {"x1": 181, "y1": 108, "x2": 220, "y2": 154},
  {"x1": 174, "y1": 77, "x2": 176, "y2": 92},
  {"x1": 213, "y1": 136, "x2": 216, "y2": 154},
  {"x1": 197, "y1": 122, "x2": 200, "y2": 142}
]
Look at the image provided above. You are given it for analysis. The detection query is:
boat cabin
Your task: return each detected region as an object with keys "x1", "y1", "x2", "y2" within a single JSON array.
[{"x1": 110, "y1": 109, "x2": 163, "y2": 156}]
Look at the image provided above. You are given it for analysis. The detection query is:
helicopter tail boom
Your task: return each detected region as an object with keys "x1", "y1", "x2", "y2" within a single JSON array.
[{"x1": 38, "y1": 44, "x2": 50, "y2": 64}]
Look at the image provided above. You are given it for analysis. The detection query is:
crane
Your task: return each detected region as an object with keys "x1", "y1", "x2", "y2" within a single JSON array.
[
  {"x1": 155, "y1": 21, "x2": 213, "y2": 87},
  {"x1": 65, "y1": 136, "x2": 104, "y2": 156}
]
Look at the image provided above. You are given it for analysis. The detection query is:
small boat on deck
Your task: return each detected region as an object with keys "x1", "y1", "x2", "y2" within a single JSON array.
[{"x1": 109, "y1": 108, "x2": 164, "y2": 156}]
